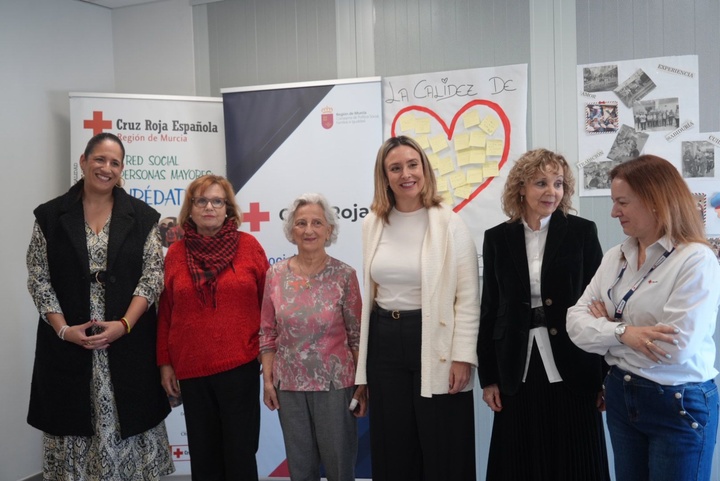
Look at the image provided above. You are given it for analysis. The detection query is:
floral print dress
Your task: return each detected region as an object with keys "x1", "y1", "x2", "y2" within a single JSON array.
[{"x1": 27, "y1": 218, "x2": 174, "y2": 481}]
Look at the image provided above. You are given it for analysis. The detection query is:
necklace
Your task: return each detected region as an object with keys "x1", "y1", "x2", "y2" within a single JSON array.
[{"x1": 295, "y1": 255, "x2": 328, "y2": 289}]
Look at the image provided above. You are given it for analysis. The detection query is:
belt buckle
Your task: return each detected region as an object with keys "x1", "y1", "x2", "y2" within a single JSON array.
[{"x1": 391, "y1": 310, "x2": 400, "y2": 320}]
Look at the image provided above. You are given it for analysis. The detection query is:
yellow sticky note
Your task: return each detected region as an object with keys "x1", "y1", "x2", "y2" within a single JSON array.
[
  {"x1": 429, "y1": 134, "x2": 449, "y2": 153},
  {"x1": 467, "y1": 168, "x2": 484, "y2": 184},
  {"x1": 463, "y1": 110, "x2": 481, "y2": 129},
  {"x1": 454, "y1": 133, "x2": 471, "y2": 151},
  {"x1": 415, "y1": 135, "x2": 430, "y2": 150},
  {"x1": 469, "y1": 149, "x2": 486, "y2": 164},
  {"x1": 454, "y1": 185, "x2": 472, "y2": 199},
  {"x1": 480, "y1": 115, "x2": 500, "y2": 135},
  {"x1": 483, "y1": 161, "x2": 500, "y2": 177},
  {"x1": 486, "y1": 139, "x2": 504, "y2": 156},
  {"x1": 441, "y1": 191, "x2": 454, "y2": 205},
  {"x1": 437, "y1": 157, "x2": 454, "y2": 176},
  {"x1": 449, "y1": 171, "x2": 467, "y2": 189},
  {"x1": 415, "y1": 117, "x2": 431, "y2": 134},
  {"x1": 427, "y1": 153, "x2": 440, "y2": 170},
  {"x1": 399, "y1": 114, "x2": 416, "y2": 132},
  {"x1": 469, "y1": 131, "x2": 487, "y2": 148},
  {"x1": 457, "y1": 151, "x2": 472, "y2": 167},
  {"x1": 436, "y1": 176, "x2": 449, "y2": 192}
]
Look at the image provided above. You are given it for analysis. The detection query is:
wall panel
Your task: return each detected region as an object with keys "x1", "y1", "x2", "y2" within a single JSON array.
[
  {"x1": 206, "y1": 0, "x2": 338, "y2": 93},
  {"x1": 372, "y1": 0, "x2": 531, "y2": 76}
]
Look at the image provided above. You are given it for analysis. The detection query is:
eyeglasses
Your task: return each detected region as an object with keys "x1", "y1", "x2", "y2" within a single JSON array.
[{"x1": 192, "y1": 197, "x2": 226, "y2": 208}]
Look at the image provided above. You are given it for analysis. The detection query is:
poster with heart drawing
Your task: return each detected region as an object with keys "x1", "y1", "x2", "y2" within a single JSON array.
[{"x1": 382, "y1": 64, "x2": 528, "y2": 271}]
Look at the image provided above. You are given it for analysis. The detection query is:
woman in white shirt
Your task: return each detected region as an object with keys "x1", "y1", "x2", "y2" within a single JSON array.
[
  {"x1": 568, "y1": 154, "x2": 720, "y2": 481},
  {"x1": 354, "y1": 136, "x2": 479, "y2": 481}
]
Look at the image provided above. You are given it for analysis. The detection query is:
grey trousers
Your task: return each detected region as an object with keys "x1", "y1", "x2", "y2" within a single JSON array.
[{"x1": 276, "y1": 386, "x2": 358, "y2": 481}]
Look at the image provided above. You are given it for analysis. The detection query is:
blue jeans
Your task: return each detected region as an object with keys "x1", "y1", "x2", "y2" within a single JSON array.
[{"x1": 605, "y1": 366, "x2": 718, "y2": 481}]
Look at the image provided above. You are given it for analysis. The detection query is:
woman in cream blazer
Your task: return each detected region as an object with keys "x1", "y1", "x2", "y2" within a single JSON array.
[{"x1": 354, "y1": 136, "x2": 479, "y2": 481}]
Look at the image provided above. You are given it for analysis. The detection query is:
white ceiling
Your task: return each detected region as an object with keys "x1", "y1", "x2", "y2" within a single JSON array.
[{"x1": 77, "y1": 0, "x2": 166, "y2": 9}]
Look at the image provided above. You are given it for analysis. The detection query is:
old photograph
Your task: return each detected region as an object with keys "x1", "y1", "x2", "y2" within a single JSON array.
[
  {"x1": 583, "y1": 159, "x2": 624, "y2": 190},
  {"x1": 613, "y1": 69, "x2": 657, "y2": 107},
  {"x1": 585, "y1": 102, "x2": 618, "y2": 133},
  {"x1": 682, "y1": 140, "x2": 715, "y2": 178},
  {"x1": 583, "y1": 65, "x2": 618, "y2": 92},
  {"x1": 607, "y1": 124, "x2": 649, "y2": 161},
  {"x1": 632, "y1": 98, "x2": 679, "y2": 132},
  {"x1": 708, "y1": 237, "x2": 720, "y2": 265},
  {"x1": 692, "y1": 192, "x2": 707, "y2": 223}
]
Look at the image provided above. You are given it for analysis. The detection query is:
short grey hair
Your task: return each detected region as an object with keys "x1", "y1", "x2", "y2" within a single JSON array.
[{"x1": 282, "y1": 193, "x2": 339, "y2": 246}]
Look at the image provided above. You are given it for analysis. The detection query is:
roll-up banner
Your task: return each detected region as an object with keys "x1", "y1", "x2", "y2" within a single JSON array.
[
  {"x1": 70, "y1": 92, "x2": 226, "y2": 476},
  {"x1": 222, "y1": 77, "x2": 382, "y2": 478}
]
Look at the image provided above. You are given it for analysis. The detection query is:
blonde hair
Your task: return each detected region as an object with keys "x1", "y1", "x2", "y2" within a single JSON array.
[
  {"x1": 502, "y1": 149, "x2": 576, "y2": 223},
  {"x1": 370, "y1": 136, "x2": 442, "y2": 224},
  {"x1": 178, "y1": 175, "x2": 243, "y2": 228},
  {"x1": 610, "y1": 155, "x2": 707, "y2": 245}
]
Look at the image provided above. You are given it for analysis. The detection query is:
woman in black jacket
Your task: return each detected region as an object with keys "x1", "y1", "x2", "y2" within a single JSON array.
[
  {"x1": 478, "y1": 148, "x2": 609, "y2": 481},
  {"x1": 26, "y1": 133, "x2": 173, "y2": 480}
]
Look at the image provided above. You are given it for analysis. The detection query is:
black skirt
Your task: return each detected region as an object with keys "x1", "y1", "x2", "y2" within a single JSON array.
[{"x1": 486, "y1": 342, "x2": 610, "y2": 481}]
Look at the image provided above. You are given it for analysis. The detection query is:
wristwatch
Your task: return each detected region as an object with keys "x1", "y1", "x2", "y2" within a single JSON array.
[{"x1": 614, "y1": 323, "x2": 627, "y2": 344}]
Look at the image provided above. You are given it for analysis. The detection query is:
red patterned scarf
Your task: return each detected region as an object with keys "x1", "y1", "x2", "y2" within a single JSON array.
[{"x1": 183, "y1": 218, "x2": 240, "y2": 307}]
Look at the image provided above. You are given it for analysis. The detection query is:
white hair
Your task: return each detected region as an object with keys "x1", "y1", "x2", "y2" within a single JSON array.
[{"x1": 282, "y1": 193, "x2": 339, "y2": 246}]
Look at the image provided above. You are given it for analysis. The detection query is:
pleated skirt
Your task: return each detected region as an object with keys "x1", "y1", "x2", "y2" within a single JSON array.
[{"x1": 486, "y1": 342, "x2": 610, "y2": 481}]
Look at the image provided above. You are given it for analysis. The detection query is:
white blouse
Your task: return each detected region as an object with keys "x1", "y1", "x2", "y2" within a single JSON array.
[
  {"x1": 522, "y1": 215, "x2": 562, "y2": 384},
  {"x1": 567, "y1": 235, "x2": 720, "y2": 385}
]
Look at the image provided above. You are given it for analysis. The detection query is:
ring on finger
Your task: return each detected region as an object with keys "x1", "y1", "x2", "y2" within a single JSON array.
[{"x1": 645, "y1": 339, "x2": 653, "y2": 347}]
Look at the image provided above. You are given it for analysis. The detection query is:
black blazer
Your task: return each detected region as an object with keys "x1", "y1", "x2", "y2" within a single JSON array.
[{"x1": 477, "y1": 211, "x2": 605, "y2": 396}]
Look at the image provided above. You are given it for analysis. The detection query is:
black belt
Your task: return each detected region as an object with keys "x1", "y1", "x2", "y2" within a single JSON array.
[
  {"x1": 530, "y1": 306, "x2": 546, "y2": 328},
  {"x1": 373, "y1": 305, "x2": 422, "y2": 320}
]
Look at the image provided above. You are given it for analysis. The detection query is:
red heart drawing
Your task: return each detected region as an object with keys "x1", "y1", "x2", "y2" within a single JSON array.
[{"x1": 390, "y1": 99, "x2": 511, "y2": 212}]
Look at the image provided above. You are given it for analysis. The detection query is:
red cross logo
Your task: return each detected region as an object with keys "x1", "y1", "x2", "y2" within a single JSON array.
[
  {"x1": 243, "y1": 202, "x2": 270, "y2": 232},
  {"x1": 173, "y1": 448, "x2": 183, "y2": 458},
  {"x1": 84, "y1": 111, "x2": 112, "y2": 135}
]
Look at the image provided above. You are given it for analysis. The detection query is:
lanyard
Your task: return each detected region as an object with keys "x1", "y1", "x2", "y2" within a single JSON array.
[{"x1": 607, "y1": 247, "x2": 675, "y2": 320}]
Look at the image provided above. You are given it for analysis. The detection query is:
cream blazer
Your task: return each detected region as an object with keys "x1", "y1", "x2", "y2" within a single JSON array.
[{"x1": 355, "y1": 204, "x2": 480, "y2": 398}]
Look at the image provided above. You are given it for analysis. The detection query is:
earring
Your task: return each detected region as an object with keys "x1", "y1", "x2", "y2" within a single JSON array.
[{"x1": 520, "y1": 195, "x2": 525, "y2": 203}]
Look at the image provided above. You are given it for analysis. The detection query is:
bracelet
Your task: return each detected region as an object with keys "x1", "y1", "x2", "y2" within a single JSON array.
[
  {"x1": 120, "y1": 317, "x2": 132, "y2": 334},
  {"x1": 57, "y1": 325, "x2": 70, "y2": 341}
]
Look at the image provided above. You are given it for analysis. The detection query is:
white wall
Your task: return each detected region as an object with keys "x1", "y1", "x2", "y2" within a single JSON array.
[
  {"x1": 0, "y1": 1, "x2": 116, "y2": 479},
  {"x1": 0, "y1": 1, "x2": 198, "y2": 478}
]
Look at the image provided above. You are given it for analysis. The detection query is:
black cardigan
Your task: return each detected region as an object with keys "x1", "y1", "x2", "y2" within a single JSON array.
[{"x1": 27, "y1": 181, "x2": 170, "y2": 438}]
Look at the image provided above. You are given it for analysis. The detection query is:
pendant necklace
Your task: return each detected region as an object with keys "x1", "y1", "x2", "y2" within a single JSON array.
[{"x1": 296, "y1": 255, "x2": 328, "y2": 289}]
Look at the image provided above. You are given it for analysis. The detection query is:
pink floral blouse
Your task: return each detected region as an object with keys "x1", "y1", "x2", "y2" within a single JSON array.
[{"x1": 259, "y1": 256, "x2": 362, "y2": 391}]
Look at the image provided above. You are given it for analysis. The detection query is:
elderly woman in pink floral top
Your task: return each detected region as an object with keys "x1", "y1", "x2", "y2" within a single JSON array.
[{"x1": 260, "y1": 193, "x2": 364, "y2": 481}]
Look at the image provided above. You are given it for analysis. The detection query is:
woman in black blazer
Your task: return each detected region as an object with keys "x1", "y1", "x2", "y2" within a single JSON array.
[{"x1": 477, "y1": 149, "x2": 609, "y2": 481}]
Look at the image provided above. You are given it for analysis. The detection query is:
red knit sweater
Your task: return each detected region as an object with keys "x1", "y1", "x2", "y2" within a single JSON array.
[{"x1": 157, "y1": 232, "x2": 269, "y2": 380}]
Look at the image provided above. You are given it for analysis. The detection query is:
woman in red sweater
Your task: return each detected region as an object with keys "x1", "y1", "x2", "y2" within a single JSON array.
[{"x1": 157, "y1": 175, "x2": 269, "y2": 481}]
